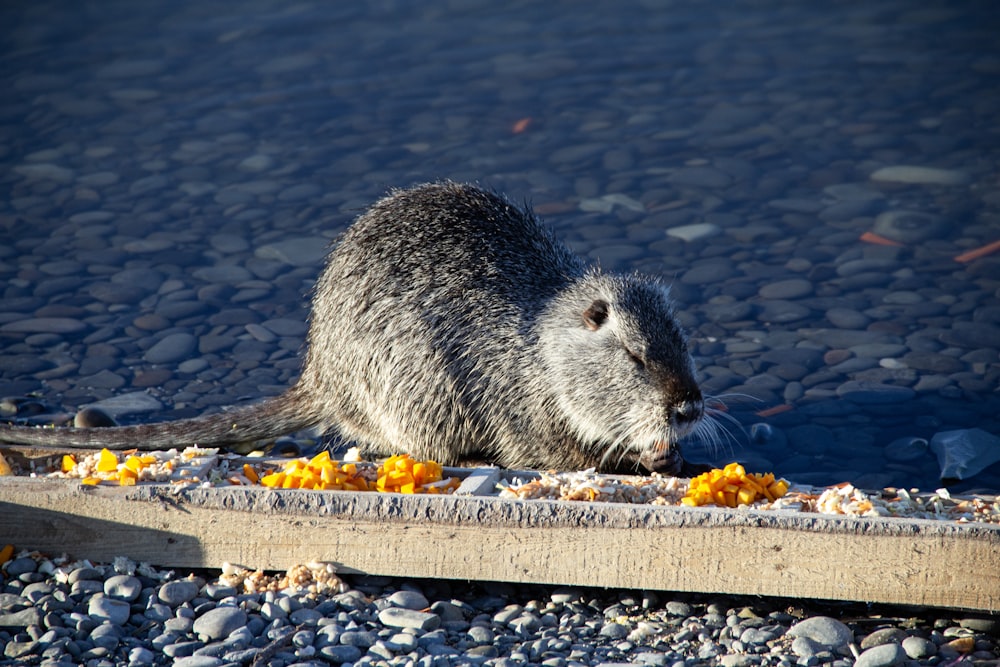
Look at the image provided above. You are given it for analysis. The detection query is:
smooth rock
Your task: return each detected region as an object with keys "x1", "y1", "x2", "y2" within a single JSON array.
[
  {"x1": 378, "y1": 607, "x2": 441, "y2": 631},
  {"x1": 854, "y1": 642, "x2": 907, "y2": 667},
  {"x1": 104, "y1": 575, "x2": 142, "y2": 602},
  {"x1": 873, "y1": 210, "x2": 946, "y2": 243},
  {"x1": 192, "y1": 607, "x2": 247, "y2": 641},
  {"x1": 870, "y1": 165, "x2": 970, "y2": 186},
  {"x1": 88, "y1": 596, "x2": 131, "y2": 625},
  {"x1": 0, "y1": 318, "x2": 88, "y2": 334},
  {"x1": 666, "y1": 223, "x2": 721, "y2": 242},
  {"x1": 255, "y1": 237, "x2": 330, "y2": 266},
  {"x1": 84, "y1": 392, "x2": 164, "y2": 418},
  {"x1": 158, "y1": 580, "x2": 200, "y2": 607},
  {"x1": 930, "y1": 428, "x2": 1000, "y2": 481},
  {"x1": 836, "y1": 381, "x2": 915, "y2": 404},
  {"x1": 0, "y1": 607, "x2": 43, "y2": 630},
  {"x1": 787, "y1": 616, "x2": 853, "y2": 649},
  {"x1": 883, "y1": 437, "x2": 930, "y2": 463},
  {"x1": 388, "y1": 590, "x2": 430, "y2": 610},
  {"x1": 901, "y1": 636, "x2": 937, "y2": 659},
  {"x1": 144, "y1": 333, "x2": 198, "y2": 364}
]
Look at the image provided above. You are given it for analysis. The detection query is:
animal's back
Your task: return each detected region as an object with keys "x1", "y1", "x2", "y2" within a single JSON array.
[{"x1": 302, "y1": 182, "x2": 586, "y2": 465}]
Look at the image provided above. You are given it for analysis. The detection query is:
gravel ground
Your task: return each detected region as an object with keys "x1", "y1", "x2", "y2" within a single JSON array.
[{"x1": 1, "y1": 553, "x2": 997, "y2": 667}]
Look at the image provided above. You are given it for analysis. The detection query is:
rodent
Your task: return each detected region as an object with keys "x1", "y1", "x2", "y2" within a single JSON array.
[{"x1": 0, "y1": 181, "x2": 708, "y2": 475}]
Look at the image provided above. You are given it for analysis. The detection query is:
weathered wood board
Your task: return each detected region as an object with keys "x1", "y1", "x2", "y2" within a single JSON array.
[{"x1": 3, "y1": 476, "x2": 998, "y2": 611}]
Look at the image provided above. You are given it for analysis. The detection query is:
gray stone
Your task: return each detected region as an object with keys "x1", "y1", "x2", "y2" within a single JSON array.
[
  {"x1": 88, "y1": 595, "x2": 131, "y2": 625},
  {"x1": 85, "y1": 392, "x2": 164, "y2": 418},
  {"x1": 388, "y1": 590, "x2": 430, "y2": 610},
  {"x1": 901, "y1": 636, "x2": 936, "y2": 659},
  {"x1": 883, "y1": 437, "x2": 930, "y2": 463},
  {"x1": 666, "y1": 223, "x2": 721, "y2": 242},
  {"x1": 759, "y1": 279, "x2": 813, "y2": 300},
  {"x1": 870, "y1": 165, "x2": 970, "y2": 186},
  {"x1": 192, "y1": 606, "x2": 247, "y2": 641},
  {"x1": 787, "y1": 616, "x2": 853, "y2": 649},
  {"x1": 791, "y1": 635, "x2": 826, "y2": 658},
  {"x1": 144, "y1": 333, "x2": 198, "y2": 364},
  {"x1": 4, "y1": 556, "x2": 37, "y2": 577},
  {"x1": 378, "y1": 607, "x2": 441, "y2": 631},
  {"x1": 836, "y1": 381, "x2": 915, "y2": 404},
  {"x1": 930, "y1": 428, "x2": 1000, "y2": 481},
  {"x1": 255, "y1": 237, "x2": 330, "y2": 266},
  {"x1": 104, "y1": 575, "x2": 142, "y2": 601},
  {"x1": 321, "y1": 644, "x2": 362, "y2": 662},
  {"x1": 600, "y1": 622, "x2": 629, "y2": 639},
  {"x1": 0, "y1": 607, "x2": 43, "y2": 630},
  {"x1": 860, "y1": 627, "x2": 906, "y2": 649},
  {"x1": 171, "y1": 657, "x2": 224, "y2": 667},
  {"x1": 158, "y1": 580, "x2": 200, "y2": 607},
  {"x1": 873, "y1": 210, "x2": 947, "y2": 243},
  {"x1": 0, "y1": 318, "x2": 88, "y2": 334},
  {"x1": 669, "y1": 166, "x2": 732, "y2": 189},
  {"x1": 854, "y1": 642, "x2": 906, "y2": 667}
]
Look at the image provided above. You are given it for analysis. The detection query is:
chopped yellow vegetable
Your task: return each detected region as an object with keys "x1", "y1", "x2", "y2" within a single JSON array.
[
  {"x1": 683, "y1": 462, "x2": 789, "y2": 508},
  {"x1": 254, "y1": 452, "x2": 458, "y2": 494},
  {"x1": 96, "y1": 448, "x2": 119, "y2": 473},
  {"x1": 0, "y1": 544, "x2": 13, "y2": 565},
  {"x1": 0, "y1": 453, "x2": 11, "y2": 476},
  {"x1": 61, "y1": 454, "x2": 77, "y2": 473},
  {"x1": 242, "y1": 463, "x2": 259, "y2": 484}
]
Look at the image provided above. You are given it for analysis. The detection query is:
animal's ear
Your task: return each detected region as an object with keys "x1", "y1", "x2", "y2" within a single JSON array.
[{"x1": 582, "y1": 299, "x2": 609, "y2": 331}]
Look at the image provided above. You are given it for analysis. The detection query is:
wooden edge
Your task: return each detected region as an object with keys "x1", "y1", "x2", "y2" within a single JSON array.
[{"x1": 1, "y1": 478, "x2": 997, "y2": 611}]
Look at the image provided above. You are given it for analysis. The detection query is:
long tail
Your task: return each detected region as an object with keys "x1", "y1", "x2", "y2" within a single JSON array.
[{"x1": 0, "y1": 388, "x2": 316, "y2": 451}]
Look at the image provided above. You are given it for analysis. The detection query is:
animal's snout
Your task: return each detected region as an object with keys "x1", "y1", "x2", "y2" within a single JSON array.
[{"x1": 673, "y1": 399, "x2": 703, "y2": 425}]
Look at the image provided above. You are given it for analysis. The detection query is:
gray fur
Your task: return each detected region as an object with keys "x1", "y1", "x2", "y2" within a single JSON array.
[{"x1": 0, "y1": 182, "x2": 704, "y2": 473}]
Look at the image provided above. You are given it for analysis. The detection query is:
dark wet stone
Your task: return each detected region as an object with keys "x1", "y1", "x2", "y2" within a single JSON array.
[
  {"x1": 0, "y1": 318, "x2": 88, "y2": 334},
  {"x1": 144, "y1": 333, "x2": 198, "y2": 364},
  {"x1": 87, "y1": 282, "x2": 150, "y2": 305},
  {"x1": 872, "y1": 210, "x2": 947, "y2": 243},
  {"x1": 883, "y1": 437, "x2": 930, "y2": 463},
  {"x1": 836, "y1": 381, "x2": 916, "y2": 404},
  {"x1": 758, "y1": 278, "x2": 813, "y2": 300},
  {"x1": 756, "y1": 300, "x2": 811, "y2": 323},
  {"x1": 938, "y1": 322, "x2": 1000, "y2": 349}
]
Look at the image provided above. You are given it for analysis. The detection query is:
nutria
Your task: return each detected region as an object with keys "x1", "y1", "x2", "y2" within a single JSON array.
[{"x1": 0, "y1": 182, "x2": 710, "y2": 474}]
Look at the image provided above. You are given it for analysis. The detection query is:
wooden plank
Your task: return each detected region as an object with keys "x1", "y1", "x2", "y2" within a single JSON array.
[{"x1": 2, "y1": 477, "x2": 998, "y2": 611}]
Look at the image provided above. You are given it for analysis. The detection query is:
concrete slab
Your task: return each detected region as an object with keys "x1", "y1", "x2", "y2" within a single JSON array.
[{"x1": 1, "y1": 475, "x2": 997, "y2": 611}]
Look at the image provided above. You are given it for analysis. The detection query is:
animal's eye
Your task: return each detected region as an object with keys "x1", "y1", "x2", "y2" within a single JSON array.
[
  {"x1": 625, "y1": 348, "x2": 645, "y2": 367},
  {"x1": 582, "y1": 299, "x2": 609, "y2": 331}
]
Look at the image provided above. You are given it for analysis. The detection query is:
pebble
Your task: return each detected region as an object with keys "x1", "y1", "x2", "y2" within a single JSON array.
[
  {"x1": 787, "y1": 616, "x2": 853, "y2": 650},
  {"x1": 158, "y1": 580, "x2": 201, "y2": 606},
  {"x1": 103, "y1": 575, "x2": 142, "y2": 601},
  {"x1": 144, "y1": 333, "x2": 198, "y2": 364},
  {"x1": 191, "y1": 607, "x2": 247, "y2": 641},
  {"x1": 87, "y1": 595, "x2": 131, "y2": 625},
  {"x1": 854, "y1": 642, "x2": 907, "y2": 667},
  {"x1": 869, "y1": 165, "x2": 970, "y2": 186},
  {"x1": 872, "y1": 210, "x2": 947, "y2": 243},
  {"x1": 378, "y1": 607, "x2": 442, "y2": 631}
]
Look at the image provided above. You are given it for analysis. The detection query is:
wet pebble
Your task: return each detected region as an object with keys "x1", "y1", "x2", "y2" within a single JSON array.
[
  {"x1": 144, "y1": 333, "x2": 198, "y2": 364},
  {"x1": 872, "y1": 210, "x2": 947, "y2": 243},
  {"x1": 869, "y1": 165, "x2": 970, "y2": 186}
]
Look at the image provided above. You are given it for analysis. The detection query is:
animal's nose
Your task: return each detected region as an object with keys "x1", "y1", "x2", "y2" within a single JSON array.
[{"x1": 673, "y1": 398, "x2": 703, "y2": 426}]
